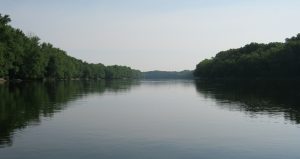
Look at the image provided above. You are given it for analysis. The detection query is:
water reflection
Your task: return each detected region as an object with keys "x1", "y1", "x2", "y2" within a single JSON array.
[
  {"x1": 194, "y1": 79, "x2": 300, "y2": 124},
  {"x1": 0, "y1": 80, "x2": 140, "y2": 147},
  {"x1": 2, "y1": 79, "x2": 300, "y2": 152}
]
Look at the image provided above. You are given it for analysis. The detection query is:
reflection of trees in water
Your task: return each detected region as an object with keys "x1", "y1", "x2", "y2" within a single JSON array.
[
  {"x1": 141, "y1": 79, "x2": 194, "y2": 88},
  {"x1": 105, "y1": 80, "x2": 140, "y2": 92},
  {"x1": 0, "y1": 80, "x2": 140, "y2": 147},
  {"x1": 195, "y1": 79, "x2": 300, "y2": 124}
]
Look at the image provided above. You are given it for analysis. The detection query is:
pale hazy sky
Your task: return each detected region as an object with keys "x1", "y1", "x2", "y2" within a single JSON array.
[{"x1": 1, "y1": 0, "x2": 300, "y2": 71}]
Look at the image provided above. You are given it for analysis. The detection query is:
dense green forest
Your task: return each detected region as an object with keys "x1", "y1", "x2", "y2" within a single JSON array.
[
  {"x1": 143, "y1": 70, "x2": 193, "y2": 79},
  {"x1": 0, "y1": 14, "x2": 141, "y2": 80},
  {"x1": 194, "y1": 34, "x2": 300, "y2": 78}
]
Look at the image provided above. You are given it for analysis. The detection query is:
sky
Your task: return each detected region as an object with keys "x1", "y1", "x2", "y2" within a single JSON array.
[{"x1": 1, "y1": 0, "x2": 300, "y2": 71}]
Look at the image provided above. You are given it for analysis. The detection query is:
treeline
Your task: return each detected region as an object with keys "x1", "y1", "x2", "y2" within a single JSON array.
[
  {"x1": 143, "y1": 70, "x2": 193, "y2": 79},
  {"x1": 0, "y1": 14, "x2": 141, "y2": 80},
  {"x1": 194, "y1": 34, "x2": 300, "y2": 78}
]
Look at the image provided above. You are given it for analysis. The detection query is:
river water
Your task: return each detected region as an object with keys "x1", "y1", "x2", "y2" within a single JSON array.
[{"x1": 0, "y1": 80, "x2": 300, "y2": 159}]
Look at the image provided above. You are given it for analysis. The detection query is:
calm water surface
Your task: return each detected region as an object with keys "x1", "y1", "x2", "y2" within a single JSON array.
[{"x1": 0, "y1": 80, "x2": 300, "y2": 159}]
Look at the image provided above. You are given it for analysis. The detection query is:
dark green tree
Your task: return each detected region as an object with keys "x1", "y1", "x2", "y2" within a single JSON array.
[
  {"x1": 0, "y1": 14, "x2": 141, "y2": 80},
  {"x1": 194, "y1": 35, "x2": 300, "y2": 79}
]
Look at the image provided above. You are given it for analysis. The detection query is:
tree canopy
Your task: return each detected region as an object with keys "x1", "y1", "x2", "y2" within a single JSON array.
[
  {"x1": 0, "y1": 14, "x2": 141, "y2": 80},
  {"x1": 194, "y1": 34, "x2": 300, "y2": 79}
]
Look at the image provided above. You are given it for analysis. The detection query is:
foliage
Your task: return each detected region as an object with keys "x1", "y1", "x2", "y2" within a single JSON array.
[
  {"x1": 194, "y1": 34, "x2": 300, "y2": 78},
  {"x1": 0, "y1": 14, "x2": 141, "y2": 80},
  {"x1": 105, "y1": 65, "x2": 141, "y2": 79}
]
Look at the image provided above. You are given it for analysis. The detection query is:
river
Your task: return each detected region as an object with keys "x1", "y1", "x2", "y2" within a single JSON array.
[{"x1": 0, "y1": 80, "x2": 300, "y2": 159}]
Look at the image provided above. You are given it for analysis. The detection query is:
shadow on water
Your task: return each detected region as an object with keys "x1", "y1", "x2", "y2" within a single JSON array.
[
  {"x1": 194, "y1": 79, "x2": 300, "y2": 124},
  {"x1": 0, "y1": 80, "x2": 140, "y2": 148}
]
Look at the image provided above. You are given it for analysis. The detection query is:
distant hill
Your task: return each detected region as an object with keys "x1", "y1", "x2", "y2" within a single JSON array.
[{"x1": 143, "y1": 70, "x2": 193, "y2": 79}]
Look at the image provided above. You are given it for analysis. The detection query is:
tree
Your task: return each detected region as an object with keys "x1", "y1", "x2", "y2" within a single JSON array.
[
  {"x1": 194, "y1": 35, "x2": 300, "y2": 79},
  {"x1": 0, "y1": 14, "x2": 11, "y2": 25}
]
